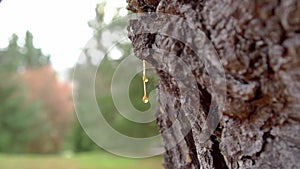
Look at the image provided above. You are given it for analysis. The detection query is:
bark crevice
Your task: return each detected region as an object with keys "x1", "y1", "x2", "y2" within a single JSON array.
[{"x1": 210, "y1": 135, "x2": 229, "y2": 169}]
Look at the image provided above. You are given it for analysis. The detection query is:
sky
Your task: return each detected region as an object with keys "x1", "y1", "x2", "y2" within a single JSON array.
[{"x1": 0, "y1": 0, "x2": 127, "y2": 74}]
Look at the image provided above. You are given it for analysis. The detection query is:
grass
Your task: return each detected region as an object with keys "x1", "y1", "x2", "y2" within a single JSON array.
[{"x1": 0, "y1": 151, "x2": 164, "y2": 169}]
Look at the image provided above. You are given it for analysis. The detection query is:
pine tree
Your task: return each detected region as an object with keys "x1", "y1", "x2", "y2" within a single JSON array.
[
  {"x1": 0, "y1": 34, "x2": 22, "y2": 72},
  {"x1": 0, "y1": 32, "x2": 51, "y2": 153},
  {"x1": 23, "y1": 31, "x2": 50, "y2": 68}
]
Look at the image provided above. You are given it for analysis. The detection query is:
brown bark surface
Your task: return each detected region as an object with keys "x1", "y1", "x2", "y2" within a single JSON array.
[{"x1": 127, "y1": 0, "x2": 300, "y2": 168}]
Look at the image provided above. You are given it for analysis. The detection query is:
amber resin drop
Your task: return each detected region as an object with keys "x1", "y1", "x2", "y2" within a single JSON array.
[{"x1": 142, "y1": 95, "x2": 149, "y2": 103}]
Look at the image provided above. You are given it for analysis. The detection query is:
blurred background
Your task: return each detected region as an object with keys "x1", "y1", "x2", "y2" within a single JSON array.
[{"x1": 0, "y1": 0, "x2": 163, "y2": 168}]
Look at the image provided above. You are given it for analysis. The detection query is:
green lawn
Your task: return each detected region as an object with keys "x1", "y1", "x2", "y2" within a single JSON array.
[{"x1": 0, "y1": 152, "x2": 164, "y2": 169}]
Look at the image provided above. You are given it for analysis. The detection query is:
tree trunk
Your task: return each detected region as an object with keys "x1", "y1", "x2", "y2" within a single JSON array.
[{"x1": 127, "y1": 0, "x2": 300, "y2": 168}]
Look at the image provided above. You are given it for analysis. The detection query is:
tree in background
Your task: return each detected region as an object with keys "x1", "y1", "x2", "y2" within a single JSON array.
[
  {"x1": 0, "y1": 33, "x2": 49, "y2": 153},
  {"x1": 0, "y1": 32, "x2": 72, "y2": 153},
  {"x1": 92, "y1": 2, "x2": 158, "y2": 138},
  {"x1": 22, "y1": 31, "x2": 50, "y2": 68},
  {"x1": 0, "y1": 34, "x2": 22, "y2": 72},
  {"x1": 70, "y1": 2, "x2": 159, "y2": 152},
  {"x1": 0, "y1": 31, "x2": 50, "y2": 71},
  {"x1": 21, "y1": 66, "x2": 73, "y2": 153},
  {"x1": 0, "y1": 71, "x2": 47, "y2": 153}
]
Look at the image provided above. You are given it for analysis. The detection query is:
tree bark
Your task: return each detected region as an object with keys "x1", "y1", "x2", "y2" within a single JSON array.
[{"x1": 127, "y1": 0, "x2": 300, "y2": 168}]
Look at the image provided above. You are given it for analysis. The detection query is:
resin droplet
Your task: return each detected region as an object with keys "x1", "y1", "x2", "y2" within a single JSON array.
[
  {"x1": 142, "y1": 60, "x2": 149, "y2": 104},
  {"x1": 143, "y1": 77, "x2": 149, "y2": 83},
  {"x1": 142, "y1": 95, "x2": 149, "y2": 103}
]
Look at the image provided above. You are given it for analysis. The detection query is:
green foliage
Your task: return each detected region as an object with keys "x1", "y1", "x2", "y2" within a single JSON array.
[
  {"x1": 71, "y1": 119, "x2": 99, "y2": 152},
  {"x1": 70, "y1": 2, "x2": 159, "y2": 152},
  {"x1": 0, "y1": 73, "x2": 47, "y2": 153},
  {"x1": 96, "y1": 59, "x2": 159, "y2": 138},
  {"x1": 92, "y1": 3, "x2": 159, "y2": 139},
  {"x1": 0, "y1": 34, "x2": 22, "y2": 72},
  {"x1": 0, "y1": 32, "x2": 51, "y2": 153},
  {"x1": 22, "y1": 31, "x2": 50, "y2": 68},
  {"x1": 0, "y1": 32, "x2": 50, "y2": 72}
]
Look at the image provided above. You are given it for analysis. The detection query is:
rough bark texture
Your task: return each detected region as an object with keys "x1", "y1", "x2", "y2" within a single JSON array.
[{"x1": 127, "y1": 0, "x2": 300, "y2": 168}]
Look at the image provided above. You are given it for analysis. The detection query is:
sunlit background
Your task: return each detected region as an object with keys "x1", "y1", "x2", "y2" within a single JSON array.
[
  {"x1": 0, "y1": 0, "x2": 162, "y2": 168},
  {"x1": 0, "y1": 0, "x2": 127, "y2": 75}
]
